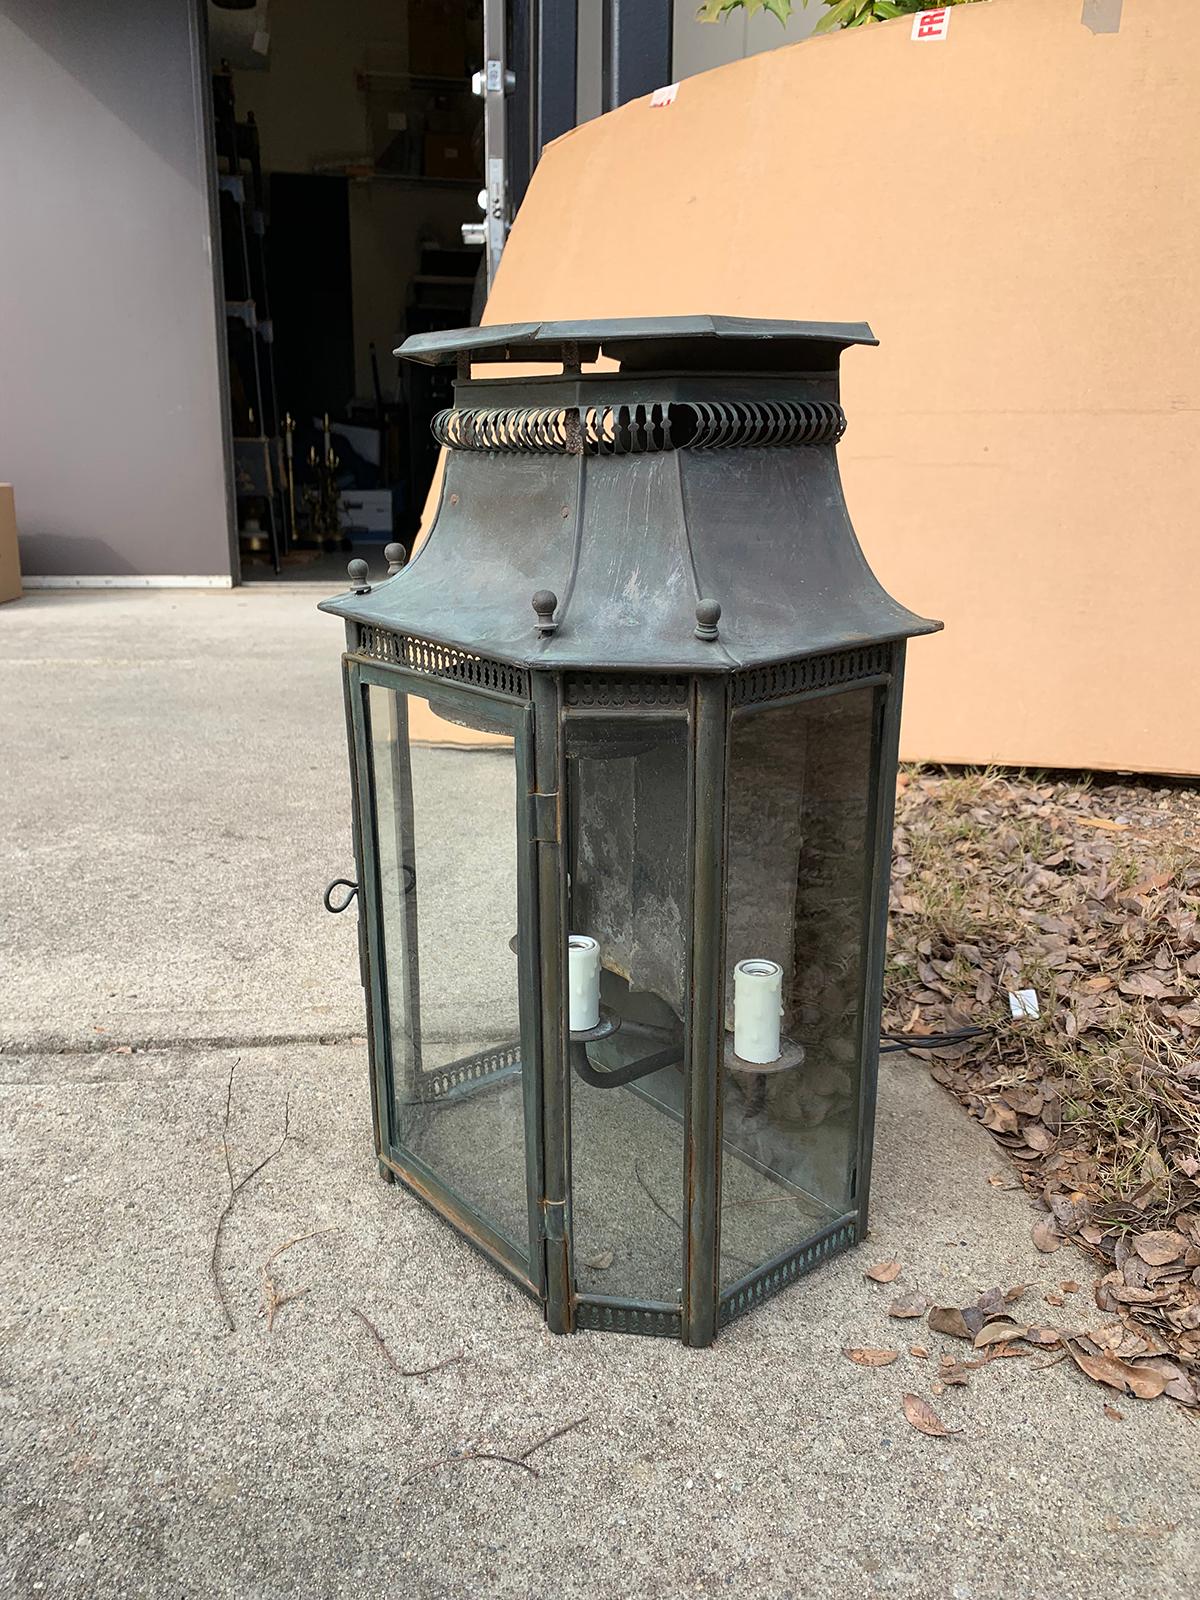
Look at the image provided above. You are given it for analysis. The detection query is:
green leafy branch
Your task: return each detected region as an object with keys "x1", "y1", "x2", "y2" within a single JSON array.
[{"x1": 698, "y1": 0, "x2": 980, "y2": 32}]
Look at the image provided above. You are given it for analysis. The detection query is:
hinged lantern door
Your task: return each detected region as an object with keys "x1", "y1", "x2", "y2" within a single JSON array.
[
  {"x1": 561, "y1": 697, "x2": 694, "y2": 1336},
  {"x1": 716, "y1": 661, "x2": 899, "y2": 1327},
  {"x1": 348, "y1": 660, "x2": 543, "y2": 1294}
]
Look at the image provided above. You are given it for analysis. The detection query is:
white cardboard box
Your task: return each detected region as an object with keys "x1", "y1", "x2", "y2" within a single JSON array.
[{"x1": 338, "y1": 490, "x2": 394, "y2": 536}]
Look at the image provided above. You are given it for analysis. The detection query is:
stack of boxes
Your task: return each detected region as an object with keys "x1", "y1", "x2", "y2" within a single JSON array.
[{"x1": 0, "y1": 485, "x2": 21, "y2": 604}]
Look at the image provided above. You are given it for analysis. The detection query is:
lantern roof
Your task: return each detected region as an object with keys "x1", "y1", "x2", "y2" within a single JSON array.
[
  {"x1": 319, "y1": 316, "x2": 940, "y2": 674},
  {"x1": 397, "y1": 314, "x2": 878, "y2": 373}
]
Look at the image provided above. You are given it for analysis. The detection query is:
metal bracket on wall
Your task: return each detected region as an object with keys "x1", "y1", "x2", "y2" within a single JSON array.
[{"x1": 465, "y1": 0, "x2": 512, "y2": 288}]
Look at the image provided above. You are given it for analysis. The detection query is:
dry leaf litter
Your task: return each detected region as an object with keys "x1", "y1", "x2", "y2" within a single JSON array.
[{"x1": 883, "y1": 769, "x2": 1200, "y2": 1408}]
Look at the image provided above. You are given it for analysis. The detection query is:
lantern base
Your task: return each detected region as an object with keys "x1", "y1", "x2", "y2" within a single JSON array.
[{"x1": 723, "y1": 1037, "x2": 806, "y2": 1076}]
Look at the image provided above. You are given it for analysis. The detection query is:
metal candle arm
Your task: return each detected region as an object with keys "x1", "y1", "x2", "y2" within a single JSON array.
[{"x1": 568, "y1": 1012, "x2": 683, "y2": 1090}]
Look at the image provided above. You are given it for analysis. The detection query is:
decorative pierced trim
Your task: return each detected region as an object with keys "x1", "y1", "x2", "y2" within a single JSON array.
[
  {"x1": 686, "y1": 400, "x2": 845, "y2": 450},
  {"x1": 718, "y1": 1218, "x2": 857, "y2": 1328},
  {"x1": 583, "y1": 403, "x2": 670, "y2": 455},
  {"x1": 423, "y1": 1042, "x2": 522, "y2": 1101},
  {"x1": 564, "y1": 673, "x2": 690, "y2": 709},
  {"x1": 434, "y1": 406, "x2": 581, "y2": 452},
  {"x1": 357, "y1": 625, "x2": 530, "y2": 700},
  {"x1": 574, "y1": 1300, "x2": 683, "y2": 1339},
  {"x1": 731, "y1": 644, "x2": 892, "y2": 709},
  {"x1": 432, "y1": 399, "x2": 846, "y2": 456}
]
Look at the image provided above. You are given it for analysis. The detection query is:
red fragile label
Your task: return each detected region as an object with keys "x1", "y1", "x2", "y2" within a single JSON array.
[{"x1": 911, "y1": 7, "x2": 950, "y2": 39}]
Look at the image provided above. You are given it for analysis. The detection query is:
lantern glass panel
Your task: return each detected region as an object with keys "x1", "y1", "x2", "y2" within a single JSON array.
[
  {"x1": 565, "y1": 715, "x2": 690, "y2": 1304},
  {"x1": 719, "y1": 688, "x2": 878, "y2": 1288},
  {"x1": 367, "y1": 683, "x2": 530, "y2": 1265}
]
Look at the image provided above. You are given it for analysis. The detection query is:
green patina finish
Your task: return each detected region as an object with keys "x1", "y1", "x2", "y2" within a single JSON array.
[{"x1": 321, "y1": 316, "x2": 939, "y2": 1345}]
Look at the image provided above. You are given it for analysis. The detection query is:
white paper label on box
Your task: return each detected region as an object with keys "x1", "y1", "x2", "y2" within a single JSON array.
[
  {"x1": 911, "y1": 7, "x2": 950, "y2": 40},
  {"x1": 650, "y1": 83, "x2": 679, "y2": 108}
]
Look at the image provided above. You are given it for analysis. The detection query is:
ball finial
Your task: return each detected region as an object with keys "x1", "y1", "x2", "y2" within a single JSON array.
[
  {"x1": 694, "y1": 598, "x2": 721, "y2": 641},
  {"x1": 347, "y1": 558, "x2": 371, "y2": 594},
  {"x1": 531, "y1": 589, "x2": 558, "y2": 636},
  {"x1": 384, "y1": 542, "x2": 406, "y2": 576}
]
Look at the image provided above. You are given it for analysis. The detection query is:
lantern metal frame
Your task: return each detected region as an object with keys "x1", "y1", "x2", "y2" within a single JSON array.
[{"x1": 323, "y1": 316, "x2": 939, "y2": 1346}]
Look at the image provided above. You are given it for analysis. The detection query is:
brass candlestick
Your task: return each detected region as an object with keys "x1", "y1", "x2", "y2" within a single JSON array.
[
  {"x1": 302, "y1": 413, "x2": 348, "y2": 552},
  {"x1": 283, "y1": 412, "x2": 297, "y2": 545}
]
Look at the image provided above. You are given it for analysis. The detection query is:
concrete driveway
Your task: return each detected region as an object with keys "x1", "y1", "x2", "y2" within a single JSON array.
[{"x1": 1, "y1": 589, "x2": 1195, "y2": 1599}]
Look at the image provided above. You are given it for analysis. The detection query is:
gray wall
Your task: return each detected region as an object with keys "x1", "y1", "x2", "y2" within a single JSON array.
[{"x1": 0, "y1": 1, "x2": 233, "y2": 579}]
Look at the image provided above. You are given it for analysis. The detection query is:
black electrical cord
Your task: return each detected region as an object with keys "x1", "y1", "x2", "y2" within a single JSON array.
[{"x1": 879, "y1": 1025, "x2": 991, "y2": 1054}]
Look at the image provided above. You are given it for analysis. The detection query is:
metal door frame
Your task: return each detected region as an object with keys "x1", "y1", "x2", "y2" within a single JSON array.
[{"x1": 345, "y1": 656, "x2": 545, "y2": 1302}]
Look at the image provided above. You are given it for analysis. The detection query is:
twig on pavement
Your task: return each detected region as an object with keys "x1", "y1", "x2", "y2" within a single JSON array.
[
  {"x1": 633, "y1": 1159, "x2": 681, "y2": 1231},
  {"x1": 518, "y1": 1418, "x2": 588, "y2": 1463},
  {"x1": 410, "y1": 1417, "x2": 588, "y2": 1482},
  {"x1": 261, "y1": 1226, "x2": 336, "y2": 1331},
  {"x1": 210, "y1": 1057, "x2": 292, "y2": 1332},
  {"x1": 350, "y1": 1306, "x2": 464, "y2": 1378}
]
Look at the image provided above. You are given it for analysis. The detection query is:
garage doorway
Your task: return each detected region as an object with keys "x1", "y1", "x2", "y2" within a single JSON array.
[{"x1": 206, "y1": 0, "x2": 485, "y2": 581}]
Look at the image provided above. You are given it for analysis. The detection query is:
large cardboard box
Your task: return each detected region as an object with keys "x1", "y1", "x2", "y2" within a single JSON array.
[
  {"x1": 478, "y1": 0, "x2": 1200, "y2": 776},
  {"x1": 0, "y1": 485, "x2": 22, "y2": 604}
]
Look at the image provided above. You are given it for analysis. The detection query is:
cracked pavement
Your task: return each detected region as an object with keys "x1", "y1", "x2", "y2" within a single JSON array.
[{"x1": 1, "y1": 590, "x2": 1196, "y2": 1599}]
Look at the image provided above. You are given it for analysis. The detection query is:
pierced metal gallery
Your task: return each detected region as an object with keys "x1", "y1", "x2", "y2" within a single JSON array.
[{"x1": 320, "y1": 316, "x2": 940, "y2": 1346}]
